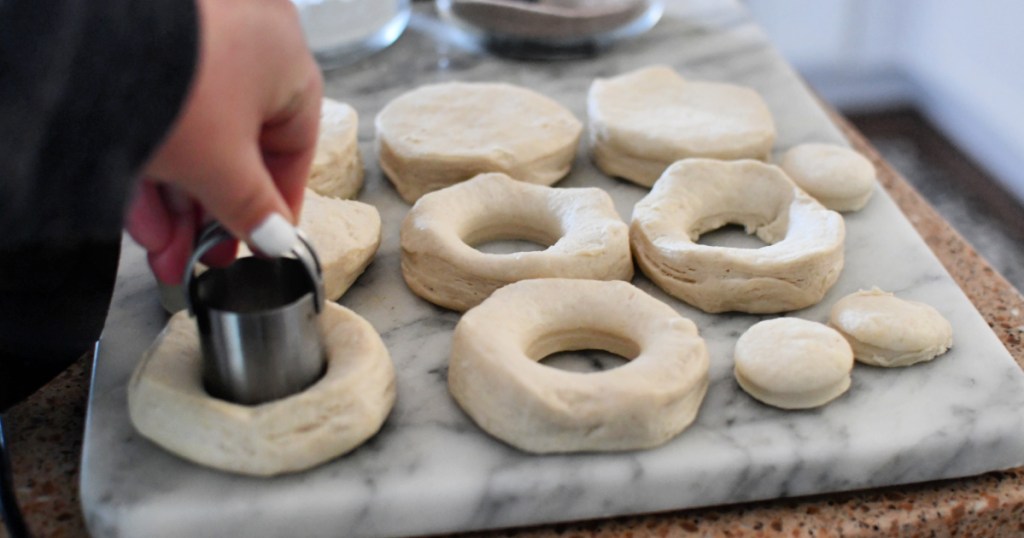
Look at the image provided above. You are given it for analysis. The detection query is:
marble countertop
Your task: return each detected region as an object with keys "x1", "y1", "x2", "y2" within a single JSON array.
[{"x1": 7, "y1": 3, "x2": 1024, "y2": 538}]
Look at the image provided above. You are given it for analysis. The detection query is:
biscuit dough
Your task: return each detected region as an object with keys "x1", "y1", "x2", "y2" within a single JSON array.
[
  {"x1": 449, "y1": 278, "x2": 710, "y2": 453},
  {"x1": 376, "y1": 82, "x2": 583, "y2": 202},
  {"x1": 588, "y1": 65, "x2": 776, "y2": 187},
  {"x1": 631, "y1": 159, "x2": 845, "y2": 313},
  {"x1": 830, "y1": 288, "x2": 953, "y2": 367},
  {"x1": 734, "y1": 318, "x2": 854, "y2": 409},
  {"x1": 128, "y1": 303, "x2": 396, "y2": 476},
  {"x1": 307, "y1": 98, "x2": 363, "y2": 199},
  {"x1": 780, "y1": 143, "x2": 876, "y2": 212},
  {"x1": 238, "y1": 189, "x2": 381, "y2": 301},
  {"x1": 401, "y1": 173, "x2": 633, "y2": 311}
]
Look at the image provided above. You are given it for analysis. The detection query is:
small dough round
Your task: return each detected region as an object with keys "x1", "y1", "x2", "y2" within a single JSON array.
[
  {"x1": 588, "y1": 65, "x2": 776, "y2": 187},
  {"x1": 128, "y1": 303, "x2": 396, "y2": 476},
  {"x1": 401, "y1": 173, "x2": 633, "y2": 311},
  {"x1": 780, "y1": 143, "x2": 876, "y2": 212},
  {"x1": 238, "y1": 189, "x2": 381, "y2": 301},
  {"x1": 829, "y1": 288, "x2": 953, "y2": 367},
  {"x1": 734, "y1": 318, "x2": 854, "y2": 410},
  {"x1": 631, "y1": 159, "x2": 845, "y2": 314},
  {"x1": 307, "y1": 98, "x2": 363, "y2": 199},
  {"x1": 449, "y1": 278, "x2": 710, "y2": 453},
  {"x1": 376, "y1": 82, "x2": 583, "y2": 203}
]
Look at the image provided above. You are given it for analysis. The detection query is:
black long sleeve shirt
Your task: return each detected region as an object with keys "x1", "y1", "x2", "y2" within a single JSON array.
[{"x1": 0, "y1": 0, "x2": 199, "y2": 409}]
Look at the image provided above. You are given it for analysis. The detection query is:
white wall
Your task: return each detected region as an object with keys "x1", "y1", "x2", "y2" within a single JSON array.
[{"x1": 746, "y1": 0, "x2": 1024, "y2": 204}]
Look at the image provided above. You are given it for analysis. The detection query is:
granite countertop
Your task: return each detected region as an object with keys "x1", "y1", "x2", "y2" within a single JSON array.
[{"x1": 6, "y1": 9, "x2": 1024, "y2": 538}]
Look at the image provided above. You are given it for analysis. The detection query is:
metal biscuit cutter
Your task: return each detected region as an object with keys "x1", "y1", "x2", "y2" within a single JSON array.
[{"x1": 183, "y1": 223, "x2": 327, "y2": 405}]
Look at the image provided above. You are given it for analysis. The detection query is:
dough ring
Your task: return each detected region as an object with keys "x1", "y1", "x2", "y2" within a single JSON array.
[
  {"x1": 631, "y1": 159, "x2": 845, "y2": 314},
  {"x1": 734, "y1": 318, "x2": 854, "y2": 410},
  {"x1": 830, "y1": 288, "x2": 953, "y2": 367},
  {"x1": 376, "y1": 81, "x2": 583, "y2": 202},
  {"x1": 401, "y1": 173, "x2": 633, "y2": 311},
  {"x1": 780, "y1": 143, "x2": 876, "y2": 212},
  {"x1": 128, "y1": 303, "x2": 396, "y2": 476},
  {"x1": 588, "y1": 65, "x2": 775, "y2": 187},
  {"x1": 449, "y1": 278, "x2": 710, "y2": 453},
  {"x1": 307, "y1": 98, "x2": 363, "y2": 199},
  {"x1": 238, "y1": 189, "x2": 381, "y2": 302}
]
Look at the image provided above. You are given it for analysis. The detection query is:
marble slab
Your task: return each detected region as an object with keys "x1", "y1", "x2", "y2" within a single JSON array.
[{"x1": 80, "y1": 1, "x2": 1024, "y2": 537}]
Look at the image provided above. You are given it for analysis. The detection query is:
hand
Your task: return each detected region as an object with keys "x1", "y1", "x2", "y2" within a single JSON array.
[{"x1": 126, "y1": 0, "x2": 322, "y2": 284}]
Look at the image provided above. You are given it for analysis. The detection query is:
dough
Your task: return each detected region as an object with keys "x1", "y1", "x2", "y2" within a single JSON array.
[
  {"x1": 631, "y1": 159, "x2": 845, "y2": 313},
  {"x1": 401, "y1": 173, "x2": 633, "y2": 311},
  {"x1": 734, "y1": 318, "x2": 854, "y2": 409},
  {"x1": 588, "y1": 65, "x2": 776, "y2": 187},
  {"x1": 376, "y1": 82, "x2": 583, "y2": 202},
  {"x1": 449, "y1": 278, "x2": 709, "y2": 453},
  {"x1": 829, "y1": 288, "x2": 953, "y2": 367},
  {"x1": 307, "y1": 98, "x2": 364, "y2": 199},
  {"x1": 238, "y1": 189, "x2": 381, "y2": 302},
  {"x1": 128, "y1": 303, "x2": 396, "y2": 476},
  {"x1": 780, "y1": 143, "x2": 876, "y2": 212}
]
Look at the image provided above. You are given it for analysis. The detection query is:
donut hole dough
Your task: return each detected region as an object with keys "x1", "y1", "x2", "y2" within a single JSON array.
[
  {"x1": 128, "y1": 303, "x2": 396, "y2": 476},
  {"x1": 588, "y1": 65, "x2": 776, "y2": 187},
  {"x1": 696, "y1": 223, "x2": 770, "y2": 250},
  {"x1": 780, "y1": 143, "x2": 877, "y2": 212},
  {"x1": 631, "y1": 159, "x2": 845, "y2": 314},
  {"x1": 449, "y1": 278, "x2": 710, "y2": 453},
  {"x1": 401, "y1": 173, "x2": 633, "y2": 311},
  {"x1": 238, "y1": 189, "x2": 381, "y2": 302},
  {"x1": 307, "y1": 98, "x2": 364, "y2": 199},
  {"x1": 734, "y1": 318, "x2": 854, "y2": 410},
  {"x1": 376, "y1": 81, "x2": 583, "y2": 203},
  {"x1": 830, "y1": 288, "x2": 953, "y2": 367}
]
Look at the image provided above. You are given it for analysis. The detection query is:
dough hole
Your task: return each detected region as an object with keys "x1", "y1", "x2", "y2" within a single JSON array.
[
  {"x1": 526, "y1": 328, "x2": 641, "y2": 363},
  {"x1": 539, "y1": 350, "x2": 631, "y2": 374},
  {"x1": 696, "y1": 224, "x2": 771, "y2": 250},
  {"x1": 474, "y1": 239, "x2": 549, "y2": 255},
  {"x1": 463, "y1": 220, "x2": 559, "y2": 254}
]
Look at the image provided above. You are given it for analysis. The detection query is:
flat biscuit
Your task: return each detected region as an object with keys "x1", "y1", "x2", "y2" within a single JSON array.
[
  {"x1": 308, "y1": 98, "x2": 363, "y2": 199},
  {"x1": 780, "y1": 143, "x2": 876, "y2": 212}
]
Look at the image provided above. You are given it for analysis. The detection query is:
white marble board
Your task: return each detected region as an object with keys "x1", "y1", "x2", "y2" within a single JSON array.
[{"x1": 80, "y1": 1, "x2": 1024, "y2": 537}]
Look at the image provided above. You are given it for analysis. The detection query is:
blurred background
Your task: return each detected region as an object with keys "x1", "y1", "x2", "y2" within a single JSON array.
[{"x1": 747, "y1": 0, "x2": 1024, "y2": 290}]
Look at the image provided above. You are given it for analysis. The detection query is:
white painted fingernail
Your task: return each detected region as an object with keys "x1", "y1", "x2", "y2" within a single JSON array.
[{"x1": 249, "y1": 213, "x2": 298, "y2": 257}]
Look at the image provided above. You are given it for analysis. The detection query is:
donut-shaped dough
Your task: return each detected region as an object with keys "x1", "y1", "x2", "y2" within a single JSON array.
[
  {"x1": 401, "y1": 173, "x2": 633, "y2": 311},
  {"x1": 588, "y1": 65, "x2": 776, "y2": 187},
  {"x1": 128, "y1": 303, "x2": 396, "y2": 476},
  {"x1": 734, "y1": 318, "x2": 854, "y2": 410},
  {"x1": 631, "y1": 159, "x2": 845, "y2": 314},
  {"x1": 308, "y1": 98, "x2": 363, "y2": 199},
  {"x1": 780, "y1": 143, "x2": 876, "y2": 212},
  {"x1": 829, "y1": 288, "x2": 953, "y2": 367},
  {"x1": 376, "y1": 82, "x2": 583, "y2": 203},
  {"x1": 239, "y1": 189, "x2": 381, "y2": 301},
  {"x1": 449, "y1": 278, "x2": 710, "y2": 453}
]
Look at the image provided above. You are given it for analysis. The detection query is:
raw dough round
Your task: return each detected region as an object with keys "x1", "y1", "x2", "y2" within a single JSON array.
[
  {"x1": 376, "y1": 81, "x2": 583, "y2": 203},
  {"x1": 734, "y1": 318, "x2": 854, "y2": 409},
  {"x1": 238, "y1": 189, "x2": 381, "y2": 302},
  {"x1": 401, "y1": 173, "x2": 633, "y2": 311},
  {"x1": 631, "y1": 159, "x2": 845, "y2": 313},
  {"x1": 780, "y1": 143, "x2": 876, "y2": 212},
  {"x1": 588, "y1": 65, "x2": 776, "y2": 187},
  {"x1": 449, "y1": 278, "x2": 709, "y2": 453},
  {"x1": 128, "y1": 303, "x2": 396, "y2": 476},
  {"x1": 829, "y1": 288, "x2": 953, "y2": 367},
  {"x1": 307, "y1": 98, "x2": 363, "y2": 199}
]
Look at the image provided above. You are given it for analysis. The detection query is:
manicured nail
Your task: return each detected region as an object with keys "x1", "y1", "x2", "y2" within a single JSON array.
[{"x1": 249, "y1": 213, "x2": 298, "y2": 257}]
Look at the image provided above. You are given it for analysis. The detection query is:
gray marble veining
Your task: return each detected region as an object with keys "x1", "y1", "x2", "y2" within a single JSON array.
[{"x1": 80, "y1": 1, "x2": 1024, "y2": 537}]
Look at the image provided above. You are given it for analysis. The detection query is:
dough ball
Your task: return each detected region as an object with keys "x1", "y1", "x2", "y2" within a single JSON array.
[
  {"x1": 128, "y1": 303, "x2": 396, "y2": 476},
  {"x1": 588, "y1": 65, "x2": 776, "y2": 187},
  {"x1": 734, "y1": 318, "x2": 854, "y2": 410},
  {"x1": 829, "y1": 288, "x2": 953, "y2": 367},
  {"x1": 780, "y1": 143, "x2": 876, "y2": 212},
  {"x1": 308, "y1": 98, "x2": 363, "y2": 199},
  {"x1": 376, "y1": 82, "x2": 583, "y2": 203}
]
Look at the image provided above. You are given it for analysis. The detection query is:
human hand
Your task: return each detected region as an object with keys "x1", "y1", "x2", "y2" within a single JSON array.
[{"x1": 126, "y1": 0, "x2": 323, "y2": 284}]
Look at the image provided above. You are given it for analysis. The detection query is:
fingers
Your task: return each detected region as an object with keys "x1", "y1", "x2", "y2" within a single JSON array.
[
  {"x1": 125, "y1": 181, "x2": 173, "y2": 253},
  {"x1": 261, "y1": 75, "x2": 322, "y2": 217}
]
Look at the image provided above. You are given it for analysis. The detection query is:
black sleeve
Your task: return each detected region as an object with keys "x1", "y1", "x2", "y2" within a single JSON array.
[{"x1": 0, "y1": 0, "x2": 200, "y2": 410}]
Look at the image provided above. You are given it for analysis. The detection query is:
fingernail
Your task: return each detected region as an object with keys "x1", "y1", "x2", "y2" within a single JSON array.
[{"x1": 249, "y1": 213, "x2": 298, "y2": 257}]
